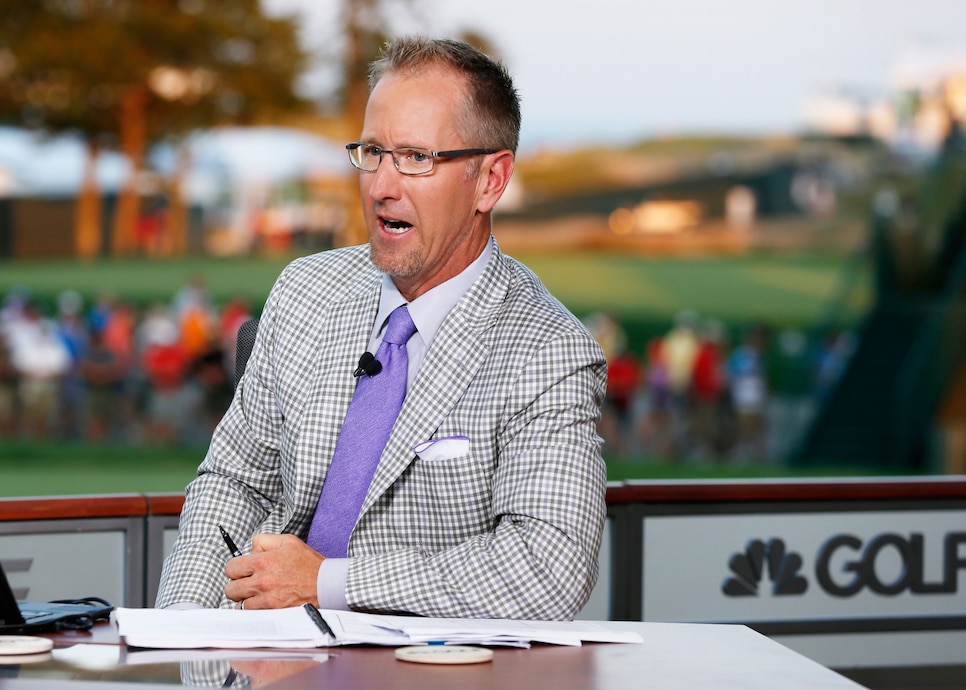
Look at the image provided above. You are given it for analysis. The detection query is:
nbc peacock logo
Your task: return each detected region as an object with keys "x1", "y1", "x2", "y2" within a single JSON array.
[{"x1": 722, "y1": 538, "x2": 809, "y2": 596}]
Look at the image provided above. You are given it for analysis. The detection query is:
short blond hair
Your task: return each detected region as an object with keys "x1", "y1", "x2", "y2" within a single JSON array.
[{"x1": 369, "y1": 36, "x2": 521, "y2": 154}]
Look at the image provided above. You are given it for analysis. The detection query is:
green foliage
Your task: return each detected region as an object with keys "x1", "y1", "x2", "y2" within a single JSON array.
[{"x1": 0, "y1": 1, "x2": 310, "y2": 140}]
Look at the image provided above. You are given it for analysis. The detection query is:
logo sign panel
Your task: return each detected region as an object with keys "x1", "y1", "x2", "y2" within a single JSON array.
[{"x1": 641, "y1": 511, "x2": 966, "y2": 623}]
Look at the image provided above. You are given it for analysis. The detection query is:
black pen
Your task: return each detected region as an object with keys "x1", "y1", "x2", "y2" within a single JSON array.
[{"x1": 218, "y1": 524, "x2": 243, "y2": 557}]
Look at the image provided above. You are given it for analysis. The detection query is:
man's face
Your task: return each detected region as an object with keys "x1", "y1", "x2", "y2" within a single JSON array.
[{"x1": 358, "y1": 66, "x2": 494, "y2": 300}]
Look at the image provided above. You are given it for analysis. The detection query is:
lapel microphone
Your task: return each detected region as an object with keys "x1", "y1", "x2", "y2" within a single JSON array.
[{"x1": 354, "y1": 351, "x2": 383, "y2": 377}]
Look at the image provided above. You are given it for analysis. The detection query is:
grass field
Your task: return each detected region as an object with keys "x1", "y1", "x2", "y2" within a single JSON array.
[
  {"x1": 1, "y1": 441, "x2": 205, "y2": 497},
  {"x1": 0, "y1": 250, "x2": 870, "y2": 351},
  {"x1": 516, "y1": 251, "x2": 869, "y2": 347}
]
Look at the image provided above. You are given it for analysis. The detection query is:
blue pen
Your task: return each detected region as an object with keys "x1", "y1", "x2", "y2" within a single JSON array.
[{"x1": 218, "y1": 524, "x2": 243, "y2": 557}]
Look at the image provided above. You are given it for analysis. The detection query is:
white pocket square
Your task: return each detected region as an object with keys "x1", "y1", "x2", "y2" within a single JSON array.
[{"x1": 414, "y1": 436, "x2": 470, "y2": 462}]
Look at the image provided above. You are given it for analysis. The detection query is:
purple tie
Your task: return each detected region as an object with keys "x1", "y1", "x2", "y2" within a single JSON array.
[{"x1": 306, "y1": 305, "x2": 417, "y2": 557}]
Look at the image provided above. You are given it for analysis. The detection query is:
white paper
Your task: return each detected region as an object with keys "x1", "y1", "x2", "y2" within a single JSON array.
[
  {"x1": 115, "y1": 606, "x2": 331, "y2": 649},
  {"x1": 115, "y1": 606, "x2": 644, "y2": 650}
]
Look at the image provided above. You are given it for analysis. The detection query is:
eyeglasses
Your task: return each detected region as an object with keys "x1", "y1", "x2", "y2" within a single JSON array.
[{"x1": 346, "y1": 142, "x2": 498, "y2": 176}]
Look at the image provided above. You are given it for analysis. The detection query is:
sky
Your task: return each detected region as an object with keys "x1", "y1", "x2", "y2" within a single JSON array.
[{"x1": 264, "y1": 0, "x2": 966, "y2": 152}]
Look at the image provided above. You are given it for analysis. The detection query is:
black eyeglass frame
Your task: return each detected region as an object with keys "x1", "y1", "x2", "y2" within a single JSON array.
[{"x1": 345, "y1": 142, "x2": 499, "y2": 175}]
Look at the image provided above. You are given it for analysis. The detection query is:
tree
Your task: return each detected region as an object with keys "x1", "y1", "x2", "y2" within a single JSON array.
[{"x1": 0, "y1": 0, "x2": 310, "y2": 257}]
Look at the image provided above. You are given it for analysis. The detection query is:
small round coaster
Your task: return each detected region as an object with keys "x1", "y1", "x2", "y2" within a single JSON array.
[
  {"x1": 395, "y1": 645, "x2": 494, "y2": 665},
  {"x1": 0, "y1": 636, "x2": 54, "y2": 656}
]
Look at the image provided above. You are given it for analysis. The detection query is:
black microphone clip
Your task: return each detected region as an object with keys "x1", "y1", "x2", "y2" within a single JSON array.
[{"x1": 353, "y1": 351, "x2": 383, "y2": 378}]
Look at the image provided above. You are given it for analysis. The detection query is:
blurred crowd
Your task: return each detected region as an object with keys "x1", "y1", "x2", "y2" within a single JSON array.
[
  {"x1": 0, "y1": 280, "x2": 856, "y2": 464},
  {"x1": 586, "y1": 310, "x2": 856, "y2": 464},
  {"x1": 0, "y1": 279, "x2": 252, "y2": 446}
]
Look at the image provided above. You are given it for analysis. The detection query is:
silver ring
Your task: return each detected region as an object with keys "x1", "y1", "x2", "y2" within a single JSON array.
[{"x1": 240, "y1": 599, "x2": 245, "y2": 610}]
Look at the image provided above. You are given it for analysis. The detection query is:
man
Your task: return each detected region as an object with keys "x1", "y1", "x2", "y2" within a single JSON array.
[{"x1": 156, "y1": 36, "x2": 607, "y2": 621}]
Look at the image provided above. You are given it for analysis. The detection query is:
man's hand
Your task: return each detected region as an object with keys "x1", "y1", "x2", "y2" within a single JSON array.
[{"x1": 224, "y1": 533, "x2": 324, "y2": 610}]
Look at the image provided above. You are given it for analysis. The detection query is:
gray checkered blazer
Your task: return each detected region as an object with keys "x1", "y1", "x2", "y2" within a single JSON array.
[{"x1": 156, "y1": 241, "x2": 607, "y2": 620}]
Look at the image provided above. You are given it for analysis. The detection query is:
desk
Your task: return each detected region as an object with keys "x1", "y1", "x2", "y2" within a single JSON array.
[
  {"x1": 0, "y1": 619, "x2": 864, "y2": 689},
  {"x1": 7, "y1": 483, "x2": 966, "y2": 668}
]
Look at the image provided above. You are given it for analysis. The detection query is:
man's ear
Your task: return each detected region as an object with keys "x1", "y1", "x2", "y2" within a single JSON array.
[{"x1": 476, "y1": 151, "x2": 515, "y2": 214}]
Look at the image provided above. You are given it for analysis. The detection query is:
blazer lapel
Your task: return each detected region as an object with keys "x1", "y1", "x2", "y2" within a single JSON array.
[
  {"x1": 293, "y1": 283, "x2": 381, "y2": 511},
  {"x1": 361, "y1": 249, "x2": 512, "y2": 514}
]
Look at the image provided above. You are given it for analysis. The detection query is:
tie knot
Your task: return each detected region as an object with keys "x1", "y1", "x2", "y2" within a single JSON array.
[{"x1": 382, "y1": 305, "x2": 417, "y2": 345}]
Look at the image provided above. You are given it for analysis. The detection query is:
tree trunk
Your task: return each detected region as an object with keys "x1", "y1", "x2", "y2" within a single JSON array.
[
  {"x1": 111, "y1": 86, "x2": 147, "y2": 256},
  {"x1": 167, "y1": 146, "x2": 191, "y2": 256},
  {"x1": 76, "y1": 141, "x2": 102, "y2": 259}
]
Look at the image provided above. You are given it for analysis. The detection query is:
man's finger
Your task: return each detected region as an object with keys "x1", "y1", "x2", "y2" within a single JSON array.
[
  {"x1": 224, "y1": 551, "x2": 259, "y2": 580},
  {"x1": 251, "y1": 532, "x2": 296, "y2": 552}
]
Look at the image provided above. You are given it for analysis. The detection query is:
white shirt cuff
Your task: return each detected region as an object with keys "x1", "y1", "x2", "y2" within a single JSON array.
[{"x1": 317, "y1": 558, "x2": 350, "y2": 610}]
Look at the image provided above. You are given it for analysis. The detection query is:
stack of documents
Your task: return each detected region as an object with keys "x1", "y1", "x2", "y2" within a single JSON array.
[{"x1": 115, "y1": 605, "x2": 643, "y2": 650}]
